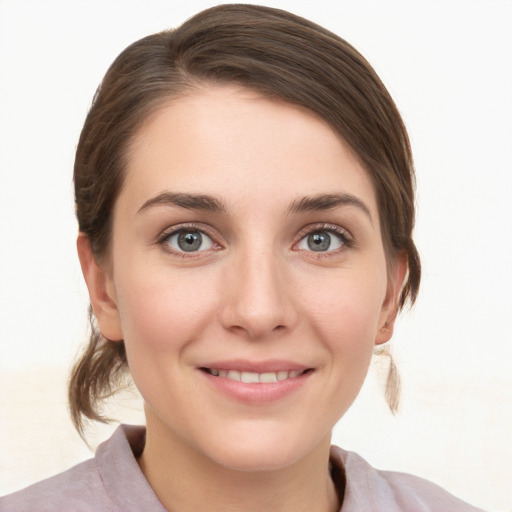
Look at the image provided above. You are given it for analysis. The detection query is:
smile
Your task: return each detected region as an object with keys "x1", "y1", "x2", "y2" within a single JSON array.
[{"x1": 201, "y1": 368, "x2": 310, "y2": 383}]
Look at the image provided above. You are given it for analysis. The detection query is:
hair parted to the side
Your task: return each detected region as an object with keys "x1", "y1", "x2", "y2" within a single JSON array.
[{"x1": 70, "y1": 3, "x2": 421, "y2": 436}]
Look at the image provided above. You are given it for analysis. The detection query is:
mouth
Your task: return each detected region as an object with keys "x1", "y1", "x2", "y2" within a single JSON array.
[{"x1": 200, "y1": 368, "x2": 313, "y2": 383}]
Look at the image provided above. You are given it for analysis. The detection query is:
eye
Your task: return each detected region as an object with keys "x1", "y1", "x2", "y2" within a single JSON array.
[
  {"x1": 296, "y1": 229, "x2": 348, "y2": 252},
  {"x1": 164, "y1": 229, "x2": 214, "y2": 253}
]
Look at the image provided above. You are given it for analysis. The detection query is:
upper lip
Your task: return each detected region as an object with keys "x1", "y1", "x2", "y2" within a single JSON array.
[{"x1": 198, "y1": 359, "x2": 311, "y2": 373}]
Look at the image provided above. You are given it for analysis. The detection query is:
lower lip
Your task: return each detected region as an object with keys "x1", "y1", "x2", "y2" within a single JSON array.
[{"x1": 199, "y1": 370, "x2": 312, "y2": 403}]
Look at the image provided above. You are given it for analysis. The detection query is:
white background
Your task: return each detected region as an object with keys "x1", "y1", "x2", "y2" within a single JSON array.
[{"x1": 0, "y1": 1, "x2": 511, "y2": 510}]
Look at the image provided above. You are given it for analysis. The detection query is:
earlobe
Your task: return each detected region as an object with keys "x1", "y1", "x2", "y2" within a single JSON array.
[
  {"x1": 375, "y1": 253, "x2": 408, "y2": 345},
  {"x1": 76, "y1": 233, "x2": 123, "y2": 342}
]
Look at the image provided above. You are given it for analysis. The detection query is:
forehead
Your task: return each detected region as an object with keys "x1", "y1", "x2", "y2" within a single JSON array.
[{"x1": 121, "y1": 86, "x2": 378, "y2": 216}]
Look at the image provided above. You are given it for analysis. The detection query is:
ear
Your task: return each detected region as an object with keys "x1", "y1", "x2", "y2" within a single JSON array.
[
  {"x1": 77, "y1": 233, "x2": 123, "y2": 341},
  {"x1": 375, "y1": 253, "x2": 408, "y2": 345}
]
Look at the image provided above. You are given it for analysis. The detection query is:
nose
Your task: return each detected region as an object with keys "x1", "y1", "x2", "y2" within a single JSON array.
[{"x1": 220, "y1": 248, "x2": 299, "y2": 340}]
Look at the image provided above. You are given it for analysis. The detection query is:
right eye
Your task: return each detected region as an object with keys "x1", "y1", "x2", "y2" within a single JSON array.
[{"x1": 162, "y1": 229, "x2": 215, "y2": 253}]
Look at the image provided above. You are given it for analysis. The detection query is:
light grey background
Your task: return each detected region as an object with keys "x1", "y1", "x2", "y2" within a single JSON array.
[{"x1": 0, "y1": 1, "x2": 511, "y2": 510}]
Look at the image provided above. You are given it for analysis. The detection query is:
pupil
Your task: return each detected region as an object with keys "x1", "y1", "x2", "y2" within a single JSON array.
[
  {"x1": 178, "y1": 231, "x2": 202, "y2": 252},
  {"x1": 307, "y1": 232, "x2": 330, "y2": 251}
]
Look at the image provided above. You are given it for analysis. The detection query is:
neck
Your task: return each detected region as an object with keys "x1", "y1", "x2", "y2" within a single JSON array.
[{"x1": 137, "y1": 412, "x2": 340, "y2": 512}]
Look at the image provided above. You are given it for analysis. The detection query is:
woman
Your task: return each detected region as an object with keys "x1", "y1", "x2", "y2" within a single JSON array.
[{"x1": 1, "y1": 4, "x2": 484, "y2": 511}]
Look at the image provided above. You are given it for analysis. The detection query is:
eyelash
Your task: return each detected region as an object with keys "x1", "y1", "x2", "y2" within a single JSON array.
[
  {"x1": 156, "y1": 222, "x2": 354, "y2": 258},
  {"x1": 293, "y1": 223, "x2": 354, "y2": 257},
  {"x1": 157, "y1": 223, "x2": 222, "y2": 257}
]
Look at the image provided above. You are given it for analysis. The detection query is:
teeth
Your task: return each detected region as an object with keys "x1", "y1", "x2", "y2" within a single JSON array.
[
  {"x1": 241, "y1": 372, "x2": 259, "y2": 383},
  {"x1": 259, "y1": 372, "x2": 278, "y2": 383},
  {"x1": 227, "y1": 370, "x2": 241, "y2": 380},
  {"x1": 207, "y1": 369, "x2": 305, "y2": 383}
]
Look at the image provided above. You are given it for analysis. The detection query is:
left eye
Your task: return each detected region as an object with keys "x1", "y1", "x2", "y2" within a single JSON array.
[
  {"x1": 296, "y1": 230, "x2": 345, "y2": 252},
  {"x1": 164, "y1": 230, "x2": 214, "y2": 252}
]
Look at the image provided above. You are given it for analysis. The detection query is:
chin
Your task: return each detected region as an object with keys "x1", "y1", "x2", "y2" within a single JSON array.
[
  {"x1": 196, "y1": 422, "x2": 331, "y2": 473},
  {"x1": 210, "y1": 445, "x2": 305, "y2": 473}
]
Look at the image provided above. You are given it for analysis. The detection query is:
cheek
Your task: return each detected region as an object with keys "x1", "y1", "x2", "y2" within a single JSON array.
[
  {"x1": 114, "y1": 262, "x2": 220, "y2": 353},
  {"x1": 112, "y1": 265, "x2": 222, "y2": 405},
  {"x1": 310, "y1": 267, "x2": 387, "y2": 328},
  {"x1": 304, "y1": 265, "x2": 388, "y2": 363}
]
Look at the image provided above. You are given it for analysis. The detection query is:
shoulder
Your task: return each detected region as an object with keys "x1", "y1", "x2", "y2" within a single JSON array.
[
  {"x1": 0, "y1": 458, "x2": 113, "y2": 512},
  {"x1": 0, "y1": 425, "x2": 164, "y2": 512},
  {"x1": 330, "y1": 446, "x2": 486, "y2": 512}
]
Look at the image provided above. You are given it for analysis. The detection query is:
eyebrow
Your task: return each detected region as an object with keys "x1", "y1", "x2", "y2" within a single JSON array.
[
  {"x1": 287, "y1": 193, "x2": 373, "y2": 222},
  {"x1": 138, "y1": 191, "x2": 372, "y2": 222},
  {"x1": 138, "y1": 192, "x2": 227, "y2": 214}
]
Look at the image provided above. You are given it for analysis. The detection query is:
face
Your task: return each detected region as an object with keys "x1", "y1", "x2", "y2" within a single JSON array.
[{"x1": 82, "y1": 86, "x2": 403, "y2": 472}]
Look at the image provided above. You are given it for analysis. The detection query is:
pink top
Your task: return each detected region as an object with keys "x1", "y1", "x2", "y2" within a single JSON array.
[{"x1": 0, "y1": 425, "x2": 485, "y2": 511}]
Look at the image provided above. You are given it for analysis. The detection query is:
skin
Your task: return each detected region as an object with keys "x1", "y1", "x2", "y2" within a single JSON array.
[{"x1": 78, "y1": 86, "x2": 406, "y2": 512}]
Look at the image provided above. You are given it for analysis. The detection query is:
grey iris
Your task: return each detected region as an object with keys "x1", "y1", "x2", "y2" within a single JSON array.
[
  {"x1": 307, "y1": 232, "x2": 331, "y2": 251},
  {"x1": 178, "y1": 231, "x2": 203, "y2": 252}
]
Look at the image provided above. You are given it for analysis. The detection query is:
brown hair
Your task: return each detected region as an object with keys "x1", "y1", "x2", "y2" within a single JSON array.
[{"x1": 70, "y1": 4, "x2": 421, "y2": 435}]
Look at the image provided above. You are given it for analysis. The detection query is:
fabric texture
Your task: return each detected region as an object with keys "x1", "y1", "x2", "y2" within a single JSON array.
[{"x1": 0, "y1": 425, "x2": 485, "y2": 512}]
